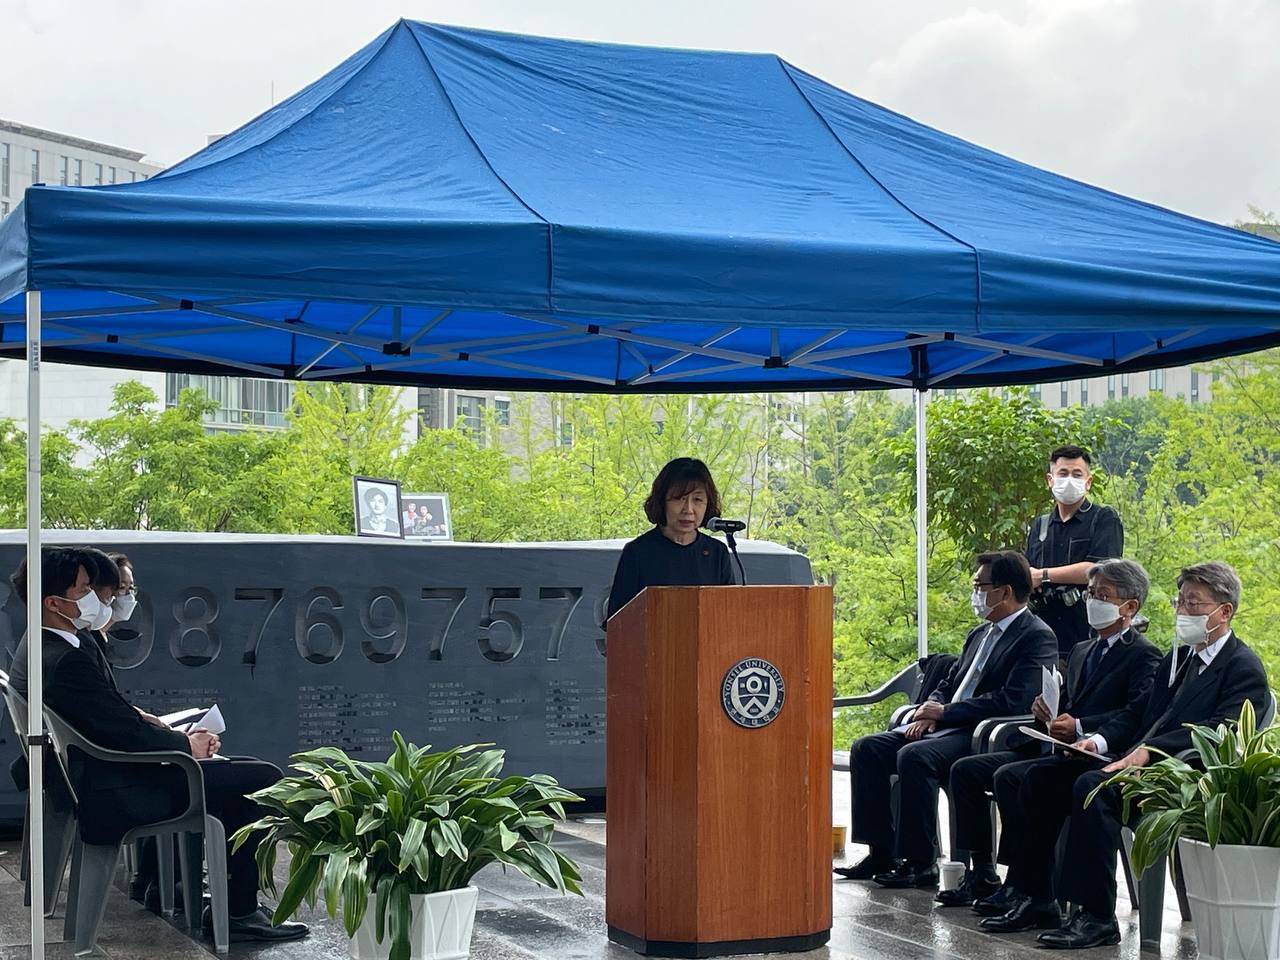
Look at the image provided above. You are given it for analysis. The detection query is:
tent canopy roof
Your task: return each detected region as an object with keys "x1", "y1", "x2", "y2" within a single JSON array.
[{"x1": 3, "y1": 19, "x2": 1279, "y2": 392}]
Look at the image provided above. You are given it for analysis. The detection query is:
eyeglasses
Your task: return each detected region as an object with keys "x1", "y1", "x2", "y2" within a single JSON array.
[
  {"x1": 1082, "y1": 589, "x2": 1128, "y2": 603},
  {"x1": 972, "y1": 580, "x2": 997, "y2": 589},
  {"x1": 1170, "y1": 597, "x2": 1220, "y2": 612}
]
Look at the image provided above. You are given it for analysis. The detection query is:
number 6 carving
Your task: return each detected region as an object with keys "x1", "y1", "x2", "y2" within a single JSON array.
[{"x1": 295, "y1": 587, "x2": 344, "y2": 664}]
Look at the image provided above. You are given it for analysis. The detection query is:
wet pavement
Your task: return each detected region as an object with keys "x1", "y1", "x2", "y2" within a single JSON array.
[{"x1": 0, "y1": 772, "x2": 1197, "y2": 959}]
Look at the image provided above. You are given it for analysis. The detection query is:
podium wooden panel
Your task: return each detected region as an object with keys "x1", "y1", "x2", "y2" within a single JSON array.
[{"x1": 605, "y1": 585, "x2": 833, "y2": 957}]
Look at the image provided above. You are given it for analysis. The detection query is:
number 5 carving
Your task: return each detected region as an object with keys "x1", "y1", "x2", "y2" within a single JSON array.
[{"x1": 478, "y1": 588, "x2": 523, "y2": 662}]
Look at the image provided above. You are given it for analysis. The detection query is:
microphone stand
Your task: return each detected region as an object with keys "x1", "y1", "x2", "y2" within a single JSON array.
[{"x1": 725, "y1": 531, "x2": 747, "y2": 585}]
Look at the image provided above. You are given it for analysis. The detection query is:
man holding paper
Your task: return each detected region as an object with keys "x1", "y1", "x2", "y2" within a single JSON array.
[
  {"x1": 1036, "y1": 561, "x2": 1268, "y2": 949},
  {"x1": 953, "y1": 558, "x2": 1160, "y2": 927},
  {"x1": 835, "y1": 551, "x2": 1057, "y2": 889}
]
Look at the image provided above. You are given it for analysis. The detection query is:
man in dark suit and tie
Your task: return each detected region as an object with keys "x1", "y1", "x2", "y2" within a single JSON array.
[
  {"x1": 8, "y1": 547, "x2": 308, "y2": 943},
  {"x1": 943, "y1": 559, "x2": 1161, "y2": 924},
  {"x1": 835, "y1": 551, "x2": 1058, "y2": 888},
  {"x1": 1017, "y1": 561, "x2": 1269, "y2": 949}
]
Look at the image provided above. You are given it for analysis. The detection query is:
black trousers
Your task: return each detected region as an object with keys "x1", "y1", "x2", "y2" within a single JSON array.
[
  {"x1": 994, "y1": 755, "x2": 1106, "y2": 905},
  {"x1": 1056, "y1": 767, "x2": 1128, "y2": 918},
  {"x1": 850, "y1": 729, "x2": 971, "y2": 863},
  {"x1": 946, "y1": 748, "x2": 1023, "y2": 862},
  {"x1": 77, "y1": 756, "x2": 282, "y2": 916}
]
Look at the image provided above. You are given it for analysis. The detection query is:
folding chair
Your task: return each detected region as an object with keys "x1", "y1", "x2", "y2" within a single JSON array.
[
  {"x1": 40, "y1": 704, "x2": 232, "y2": 954},
  {"x1": 0, "y1": 670, "x2": 77, "y2": 917}
]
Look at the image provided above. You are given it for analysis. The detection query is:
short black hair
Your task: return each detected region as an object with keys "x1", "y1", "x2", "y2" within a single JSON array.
[
  {"x1": 107, "y1": 551, "x2": 133, "y2": 575},
  {"x1": 83, "y1": 547, "x2": 122, "y2": 590},
  {"x1": 976, "y1": 550, "x2": 1033, "y2": 602},
  {"x1": 363, "y1": 487, "x2": 388, "y2": 509},
  {"x1": 9, "y1": 547, "x2": 91, "y2": 606},
  {"x1": 643, "y1": 458, "x2": 723, "y2": 526},
  {"x1": 1049, "y1": 445, "x2": 1092, "y2": 467}
]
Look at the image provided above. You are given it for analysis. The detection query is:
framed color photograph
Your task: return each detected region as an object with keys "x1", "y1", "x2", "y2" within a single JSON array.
[
  {"x1": 401, "y1": 492, "x2": 453, "y2": 541},
  {"x1": 353, "y1": 476, "x2": 404, "y2": 539}
]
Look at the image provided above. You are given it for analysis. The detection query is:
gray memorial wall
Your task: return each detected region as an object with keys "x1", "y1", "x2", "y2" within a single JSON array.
[{"x1": 0, "y1": 531, "x2": 812, "y2": 827}]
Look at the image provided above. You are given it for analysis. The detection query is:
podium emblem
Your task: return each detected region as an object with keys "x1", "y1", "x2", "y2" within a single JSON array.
[{"x1": 721, "y1": 658, "x2": 785, "y2": 728}]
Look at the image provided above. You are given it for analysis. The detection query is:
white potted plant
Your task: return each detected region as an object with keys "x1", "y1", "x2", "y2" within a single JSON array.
[
  {"x1": 232, "y1": 733, "x2": 584, "y2": 960},
  {"x1": 1093, "y1": 700, "x2": 1280, "y2": 960}
]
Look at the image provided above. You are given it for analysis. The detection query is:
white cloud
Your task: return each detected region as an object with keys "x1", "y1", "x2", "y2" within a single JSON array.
[{"x1": 856, "y1": 0, "x2": 1280, "y2": 222}]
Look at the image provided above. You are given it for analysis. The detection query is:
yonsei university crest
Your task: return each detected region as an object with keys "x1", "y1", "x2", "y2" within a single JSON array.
[{"x1": 721, "y1": 657, "x2": 785, "y2": 728}]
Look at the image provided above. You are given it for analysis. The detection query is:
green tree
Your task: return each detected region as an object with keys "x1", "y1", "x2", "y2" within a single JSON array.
[{"x1": 891, "y1": 389, "x2": 1111, "y2": 560}]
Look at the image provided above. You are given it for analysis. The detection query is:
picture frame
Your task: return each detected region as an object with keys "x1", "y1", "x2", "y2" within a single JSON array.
[
  {"x1": 401, "y1": 492, "x2": 453, "y2": 541},
  {"x1": 352, "y1": 476, "x2": 404, "y2": 539}
]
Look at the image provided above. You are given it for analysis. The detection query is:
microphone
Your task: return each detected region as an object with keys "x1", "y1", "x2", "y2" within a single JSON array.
[{"x1": 703, "y1": 516, "x2": 746, "y2": 534}]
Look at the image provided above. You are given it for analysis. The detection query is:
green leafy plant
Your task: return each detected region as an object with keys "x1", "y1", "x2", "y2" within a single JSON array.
[
  {"x1": 231, "y1": 733, "x2": 583, "y2": 960},
  {"x1": 1089, "y1": 700, "x2": 1280, "y2": 877}
]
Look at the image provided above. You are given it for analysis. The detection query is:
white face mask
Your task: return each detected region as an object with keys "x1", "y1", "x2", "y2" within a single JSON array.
[
  {"x1": 62, "y1": 590, "x2": 104, "y2": 630},
  {"x1": 1086, "y1": 597, "x2": 1124, "y2": 629},
  {"x1": 112, "y1": 593, "x2": 138, "y2": 622},
  {"x1": 1175, "y1": 610, "x2": 1222, "y2": 648},
  {"x1": 970, "y1": 588, "x2": 993, "y2": 620},
  {"x1": 1051, "y1": 476, "x2": 1088, "y2": 505},
  {"x1": 88, "y1": 599, "x2": 114, "y2": 632}
]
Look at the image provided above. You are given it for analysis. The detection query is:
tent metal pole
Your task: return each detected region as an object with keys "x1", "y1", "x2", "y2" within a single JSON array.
[
  {"x1": 915, "y1": 387, "x2": 928, "y2": 660},
  {"x1": 25, "y1": 289, "x2": 45, "y2": 960}
]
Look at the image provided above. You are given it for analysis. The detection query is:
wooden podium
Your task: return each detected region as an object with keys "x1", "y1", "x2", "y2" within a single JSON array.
[{"x1": 605, "y1": 585, "x2": 833, "y2": 957}]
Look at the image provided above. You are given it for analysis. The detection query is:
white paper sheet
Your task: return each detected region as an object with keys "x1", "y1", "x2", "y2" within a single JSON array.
[
  {"x1": 1042, "y1": 665, "x2": 1061, "y2": 721},
  {"x1": 159, "y1": 704, "x2": 226, "y2": 735},
  {"x1": 1017, "y1": 725, "x2": 1111, "y2": 761}
]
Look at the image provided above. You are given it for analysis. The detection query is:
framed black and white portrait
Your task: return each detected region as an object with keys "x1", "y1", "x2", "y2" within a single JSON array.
[
  {"x1": 401, "y1": 492, "x2": 453, "y2": 541},
  {"x1": 353, "y1": 476, "x2": 404, "y2": 539}
]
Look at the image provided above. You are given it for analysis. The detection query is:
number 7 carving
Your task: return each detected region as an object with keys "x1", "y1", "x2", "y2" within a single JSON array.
[
  {"x1": 540, "y1": 587, "x2": 584, "y2": 660},
  {"x1": 420, "y1": 588, "x2": 466, "y2": 661},
  {"x1": 234, "y1": 588, "x2": 284, "y2": 669}
]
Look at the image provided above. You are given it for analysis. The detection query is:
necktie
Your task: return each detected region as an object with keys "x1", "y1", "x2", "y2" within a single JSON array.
[
  {"x1": 1079, "y1": 638, "x2": 1108, "y2": 691},
  {"x1": 952, "y1": 624, "x2": 1001, "y2": 703}
]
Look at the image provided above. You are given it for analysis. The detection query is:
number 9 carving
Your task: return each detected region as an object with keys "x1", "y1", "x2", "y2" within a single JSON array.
[
  {"x1": 360, "y1": 588, "x2": 407, "y2": 663},
  {"x1": 296, "y1": 587, "x2": 344, "y2": 664}
]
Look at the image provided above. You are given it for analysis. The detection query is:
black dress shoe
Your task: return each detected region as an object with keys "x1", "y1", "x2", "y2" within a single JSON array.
[
  {"x1": 203, "y1": 906, "x2": 309, "y2": 943},
  {"x1": 834, "y1": 853, "x2": 894, "y2": 881},
  {"x1": 1037, "y1": 909, "x2": 1121, "y2": 949},
  {"x1": 979, "y1": 898, "x2": 1062, "y2": 932},
  {"x1": 973, "y1": 884, "x2": 1024, "y2": 917},
  {"x1": 935, "y1": 870, "x2": 1001, "y2": 907},
  {"x1": 872, "y1": 860, "x2": 939, "y2": 889}
]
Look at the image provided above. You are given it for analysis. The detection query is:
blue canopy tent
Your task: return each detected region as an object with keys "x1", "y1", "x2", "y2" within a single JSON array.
[{"x1": 4, "y1": 20, "x2": 1280, "y2": 956}]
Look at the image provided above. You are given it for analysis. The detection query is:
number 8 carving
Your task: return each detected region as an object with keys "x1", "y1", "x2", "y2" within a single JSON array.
[{"x1": 169, "y1": 588, "x2": 221, "y2": 667}]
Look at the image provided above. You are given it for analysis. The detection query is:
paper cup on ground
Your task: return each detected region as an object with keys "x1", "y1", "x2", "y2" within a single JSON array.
[{"x1": 939, "y1": 861, "x2": 966, "y2": 891}]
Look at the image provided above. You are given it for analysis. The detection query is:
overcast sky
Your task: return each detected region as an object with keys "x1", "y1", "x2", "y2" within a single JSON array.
[{"x1": 4, "y1": 0, "x2": 1277, "y2": 225}]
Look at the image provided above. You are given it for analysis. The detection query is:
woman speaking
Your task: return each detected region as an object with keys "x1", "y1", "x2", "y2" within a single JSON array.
[{"x1": 605, "y1": 457, "x2": 736, "y2": 622}]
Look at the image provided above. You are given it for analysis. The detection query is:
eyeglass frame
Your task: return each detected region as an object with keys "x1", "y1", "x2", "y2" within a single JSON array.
[{"x1": 1170, "y1": 596, "x2": 1224, "y2": 613}]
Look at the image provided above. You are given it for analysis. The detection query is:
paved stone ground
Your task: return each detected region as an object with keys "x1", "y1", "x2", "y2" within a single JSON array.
[{"x1": 0, "y1": 773, "x2": 1197, "y2": 960}]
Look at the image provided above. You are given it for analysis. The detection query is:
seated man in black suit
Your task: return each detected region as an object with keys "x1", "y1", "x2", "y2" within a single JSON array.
[
  {"x1": 9, "y1": 547, "x2": 308, "y2": 943},
  {"x1": 835, "y1": 551, "x2": 1058, "y2": 888},
  {"x1": 945, "y1": 558, "x2": 1161, "y2": 925},
  {"x1": 1013, "y1": 561, "x2": 1268, "y2": 949}
]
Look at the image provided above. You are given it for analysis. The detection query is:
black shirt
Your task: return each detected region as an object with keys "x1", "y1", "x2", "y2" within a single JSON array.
[
  {"x1": 1024, "y1": 498, "x2": 1124, "y2": 658},
  {"x1": 606, "y1": 527, "x2": 735, "y2": 622}
]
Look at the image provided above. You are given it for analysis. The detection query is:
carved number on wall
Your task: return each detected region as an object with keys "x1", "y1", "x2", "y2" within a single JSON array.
[
  {"x1": 295, "y1": 587, "x2": 345, "y2": 664},
  {"x1": 477, "y1": 588, "x2": 524, "y2": 662}
]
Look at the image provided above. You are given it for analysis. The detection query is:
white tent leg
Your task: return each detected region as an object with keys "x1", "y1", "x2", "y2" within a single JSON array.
[
  {"x1": 26, "y1": 289, "x2": 45, "y2": 960},
  {"x1": 914, "y1": 388, "x2": 928, "y2": 660}
]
